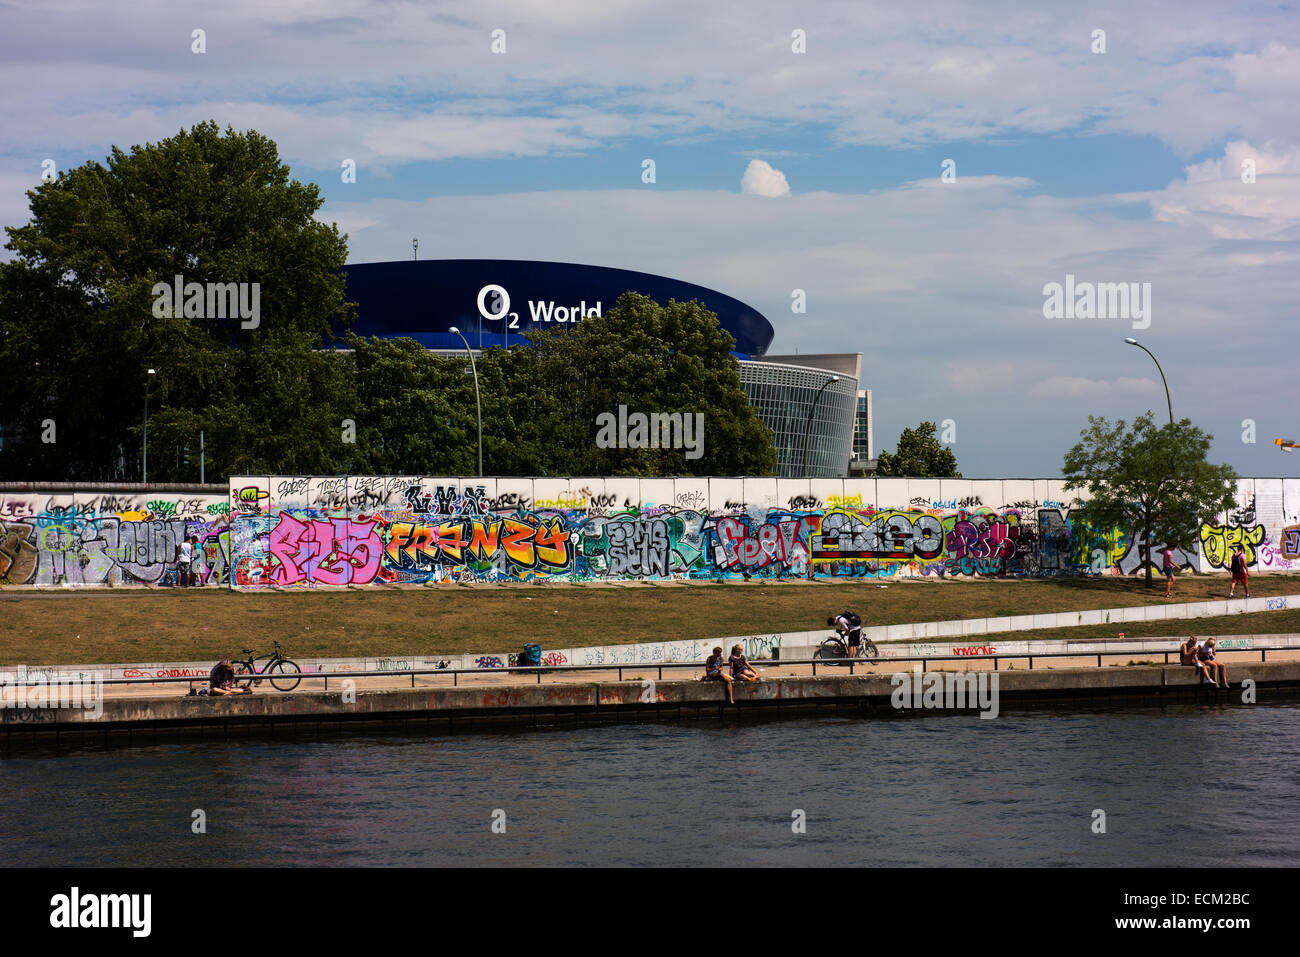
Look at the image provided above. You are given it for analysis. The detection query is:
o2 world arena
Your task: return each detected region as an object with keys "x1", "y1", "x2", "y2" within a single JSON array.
[{"x1": 342, "y1": 260, "x2": 869, "y2": 477}]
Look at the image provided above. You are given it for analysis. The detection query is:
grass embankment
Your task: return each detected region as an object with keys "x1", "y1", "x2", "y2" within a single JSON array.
[{"x1": 1, "y1": 573, "x2": 1297, "y2": 665}]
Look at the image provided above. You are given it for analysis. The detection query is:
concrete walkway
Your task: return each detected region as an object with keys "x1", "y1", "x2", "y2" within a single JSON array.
[{"x1": 80, "y1": 645, "x2": 1300, "y2": 700}]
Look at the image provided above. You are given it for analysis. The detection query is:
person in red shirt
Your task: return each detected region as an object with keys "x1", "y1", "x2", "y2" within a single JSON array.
[{"x1": 1227, "y1": 546, "x2": 1250, "y2": 598}]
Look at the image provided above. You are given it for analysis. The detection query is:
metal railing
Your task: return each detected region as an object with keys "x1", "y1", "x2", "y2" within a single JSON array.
[{"x1": 4, "y1": 645, "x2": 1286, "y2": 694}]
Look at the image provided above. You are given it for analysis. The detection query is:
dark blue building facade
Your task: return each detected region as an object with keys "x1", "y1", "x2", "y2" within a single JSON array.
[{"x1": 339, "y1": 259, "x2": 775, "y2": 357}]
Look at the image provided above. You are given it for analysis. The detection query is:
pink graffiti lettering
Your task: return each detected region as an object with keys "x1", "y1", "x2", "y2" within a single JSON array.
[{"x1": 268, "y1": 514, "x2": 381, "y2": 585}]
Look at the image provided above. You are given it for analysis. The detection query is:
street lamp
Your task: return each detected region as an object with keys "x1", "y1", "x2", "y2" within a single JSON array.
[
  {"x1": 1125, "y1": 338, "x2": 1178, "y2": 578},
  {"x1": 448, "y1": 327, "x2": 482, "y2": 477},
  {"x1": 142, "y1": 368, "x2": 155, "y2": 483},
  {"x1": 802, "y1": 375, "x2": 840, "y2": 476},
  {"x1": 1124, "y1": 338, "x2": 1173, "y2": 428}
]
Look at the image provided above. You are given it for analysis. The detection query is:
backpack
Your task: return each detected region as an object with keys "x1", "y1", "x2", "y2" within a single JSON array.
[{"x1": 841, "y1": 610, "x2": 861, "y2": 629}]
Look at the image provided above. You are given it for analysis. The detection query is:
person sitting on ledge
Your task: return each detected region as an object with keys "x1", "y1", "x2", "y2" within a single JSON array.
[
  {"x1": 1182, "y1": 636, "x2": 1214, "y2": 684},
  {"x1": 209, "y1": 659, "x2": 250, "y2": 696},
  {"x1": 702, "y1": 646, "x2": 734, "y2": 704},
  {"x1": 1197, "y1": 638, "x2": 1229, "y2": 689},
  {"x1": 729, "y1": 644, "x2": 760, "y2": 682}
]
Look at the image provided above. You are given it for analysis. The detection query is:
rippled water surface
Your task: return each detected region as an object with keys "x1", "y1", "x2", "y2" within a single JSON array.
[{"x1": 5, "y1": 702, "x2": 1299, "y2": 866}]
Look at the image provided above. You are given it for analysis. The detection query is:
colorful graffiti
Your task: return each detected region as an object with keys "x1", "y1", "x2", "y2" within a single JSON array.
[
  {"x1": 0, "y1": 491, "x2": 233, "y2": 585},
  {"x1": 1200, "y1": 522, "x2": 1267, "y2": 568},
  {"x1": 4, "y1": 477, "x2": 1298, "y2": 586}
]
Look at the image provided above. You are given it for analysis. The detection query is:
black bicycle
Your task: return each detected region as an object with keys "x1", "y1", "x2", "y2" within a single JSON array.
[
  {"x1": 814, "y1": 630, "x2": 879, "y2": 662},
  {"x1": 232, "y1": 641, "x2": 302, "y2": 692}
]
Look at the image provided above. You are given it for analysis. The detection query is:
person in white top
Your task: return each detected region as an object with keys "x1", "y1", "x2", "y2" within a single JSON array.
[{"x1": 178, "y1": 539, "x2": 193, "y2": 587}]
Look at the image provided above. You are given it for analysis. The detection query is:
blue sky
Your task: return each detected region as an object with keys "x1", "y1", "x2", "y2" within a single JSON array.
[{"x1": 2, "y1": 0, "x2": 1298, "y2": 477}]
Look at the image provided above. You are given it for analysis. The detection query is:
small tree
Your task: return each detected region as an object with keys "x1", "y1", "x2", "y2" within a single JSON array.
[
  {"x1": 875, "y1": 421, "x2": 960, "y2": 477},
  {"x1": 1062, "y1": 412, "x2": 1237, "y2": 587}
]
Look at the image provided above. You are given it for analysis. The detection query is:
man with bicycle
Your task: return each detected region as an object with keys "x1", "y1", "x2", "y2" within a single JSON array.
[{"x1": 827, "y1": 611, "x2": 864, "y2": 659}]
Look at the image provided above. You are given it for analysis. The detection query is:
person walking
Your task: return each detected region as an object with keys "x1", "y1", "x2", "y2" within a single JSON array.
[
  {"x1": 1227, "y1": 546, "x2": 1250, "y2": 598},
  {"x1": 1161, "y1": 545, "x2": 1177, "y2": 598}
]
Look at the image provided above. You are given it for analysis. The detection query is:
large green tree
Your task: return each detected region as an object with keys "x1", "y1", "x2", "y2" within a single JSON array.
[
  {"x1": 340, "y1": 335, "x2": 476, "y2": 475},
  {"x1": 875, "y1": 421, "x2": 961, "y2": 477},
  {"x1": 1062, "y1": 412, "x2": 1238, "y2": 587},
  {"x1": 486, "y1": 293, "x2": 777, "y2": 476},
  {"x1": 0, "y1": 121, "x2": 354, "y2": 481}
]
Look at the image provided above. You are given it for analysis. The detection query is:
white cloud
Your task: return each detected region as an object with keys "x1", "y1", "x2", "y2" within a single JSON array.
[
  {"x1": 740, "y1": 159, "x2": 790, "y2": 197},
  {"x1": 1, "y1": 1, "x2": 1298, "y2": 169},
  {"x1": 1148, "y1": 140, "x2": 1300, "y2": 240},
  {"x1": 1029, "y1": 377, "x2": 1162, "y2": 399}
]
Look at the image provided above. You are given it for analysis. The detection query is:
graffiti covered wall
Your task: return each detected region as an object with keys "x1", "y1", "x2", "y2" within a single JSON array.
[
  {"x1": 2, "y1": 478, "x2": 1294, "y2": 587},
  {"x1": 217, "y1": 476, "x2": 1300, "y2": 588},
  {"x1": 0, "y1": 489, "x2": 231, "y2": 586}
]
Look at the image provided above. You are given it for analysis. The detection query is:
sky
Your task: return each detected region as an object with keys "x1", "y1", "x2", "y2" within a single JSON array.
[{"x1": 1, "y1": 0, "x2": 1297, "y2": 477}]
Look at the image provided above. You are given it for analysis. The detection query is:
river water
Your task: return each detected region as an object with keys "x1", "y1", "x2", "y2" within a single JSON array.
[{"x1": 4, "y1": 702, "x2": 1298, "y2": 867}]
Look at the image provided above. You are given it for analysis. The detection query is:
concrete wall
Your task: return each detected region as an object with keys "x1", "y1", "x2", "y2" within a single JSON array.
[
  {"x1": 2, "y1": 477, "x2": 1297, "y2": 587},
  {"x1": 0, "y1": 486, "x2": 229, "y2": 586},
  {"x1": 225, "y1": 475, "x2": 1300, "y2": 587}
]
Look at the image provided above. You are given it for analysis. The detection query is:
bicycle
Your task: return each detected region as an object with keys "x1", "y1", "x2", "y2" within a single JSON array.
[
  {"x1": 232, "y1": 641, "x2": 302, "y2": 692},
  {"x1": 814, "y1": 631, "x2": 879, "y2": 663}
]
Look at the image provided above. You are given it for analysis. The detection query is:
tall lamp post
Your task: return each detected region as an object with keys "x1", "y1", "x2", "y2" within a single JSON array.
[
  {"x1": 142, "y1": 368, "x2": 155, "y2": 483},
  {"x1": 802, "y1": 375, "x2": 839, "y2": 476},
  {"x1": 448, "y1": 327, "x2": 482, "y2": 477},
  {"x1": 1124, "y1": 338, "x2": 1173, "y2": 428},
  {"x1": 1125, "y1": 338, "x2": 1175, "y2": 577}
]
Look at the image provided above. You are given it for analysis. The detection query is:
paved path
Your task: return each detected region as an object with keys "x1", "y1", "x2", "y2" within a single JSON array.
[{"x1": 95, "y1": 648, "x2": 1300, "y2": 699}]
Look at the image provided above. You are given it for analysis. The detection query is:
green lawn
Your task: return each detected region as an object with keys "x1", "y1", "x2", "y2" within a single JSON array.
[{"x1": 1, "y1": 572, "x2": 1296, "y2": 665}]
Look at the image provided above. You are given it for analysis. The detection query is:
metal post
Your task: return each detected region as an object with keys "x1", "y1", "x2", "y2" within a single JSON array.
[
  {"x1": 142, "y1": 370, "x2": 154, "y2": 482},
  {"x1": 200, "y1": 430, "x2": 205, "y2": 483},
  {"x1": 447, "y1": 327, "x2": 482, "y2": 477},
  {"x1": 1125, "y1": 339, "x2": 1173, "y2": 428},
  {"x1": 801, "y1": 376, "x2": 839, "y2": 476}
]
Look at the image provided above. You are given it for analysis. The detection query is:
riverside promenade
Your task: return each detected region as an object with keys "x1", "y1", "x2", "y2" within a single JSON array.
[{"x1": 6, "y1": 650, "x2": 1300, "y2": 750}]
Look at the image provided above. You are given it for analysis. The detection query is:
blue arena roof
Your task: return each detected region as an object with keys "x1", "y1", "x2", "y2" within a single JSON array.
[{"x1": 339, "y1": 259, "x2": 775, "y2": 357}]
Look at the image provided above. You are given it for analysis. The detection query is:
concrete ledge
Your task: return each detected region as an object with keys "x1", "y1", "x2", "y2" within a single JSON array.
[{"x1": 8, "y1": 662, "x2": 1300, "y2": 746}]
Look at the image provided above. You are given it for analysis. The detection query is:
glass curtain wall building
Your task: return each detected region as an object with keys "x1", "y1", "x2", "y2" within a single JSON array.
[
  {"x1": 851, "y1": 390, "x2": 874, "y2": 473},
  {"x1": 738, "y1": 360, "x2": 858, "y2": 477}
]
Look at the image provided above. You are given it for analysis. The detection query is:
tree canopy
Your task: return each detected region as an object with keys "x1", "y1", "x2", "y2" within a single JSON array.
[
  {"x1": 475, "y1": 292, "x2": 777, "y2": 476},
  {"x1": 875, "y1": 421, "x2": 961, "y2": 477},
  {"x1": 0, "y1": 123, "x2": 776, "y2": 479},
  {"x1": 0, "y1": 121, "x2": 353, "y2": 481},
  {"x1": 1062, "y1": 412, "x2": 1238, "y2": 586}
]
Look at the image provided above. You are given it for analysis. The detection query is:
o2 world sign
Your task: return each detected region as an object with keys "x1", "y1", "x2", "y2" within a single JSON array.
[{"x1": 476, "y1": 283, "x2": 603, "y2": 330}]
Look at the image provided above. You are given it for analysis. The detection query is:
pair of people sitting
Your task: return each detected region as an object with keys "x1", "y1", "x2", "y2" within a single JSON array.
[
  {"x1": 702, "y1": 644, "x2": 760, "y2": 703},
  {"x1": 1181, "y1": 636, "x2": 1229, "y2": 689}
]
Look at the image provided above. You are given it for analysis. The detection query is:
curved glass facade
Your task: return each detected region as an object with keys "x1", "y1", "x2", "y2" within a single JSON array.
[{"x1": 739, "y1": 361, "x2": 858, "y2": 477}]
